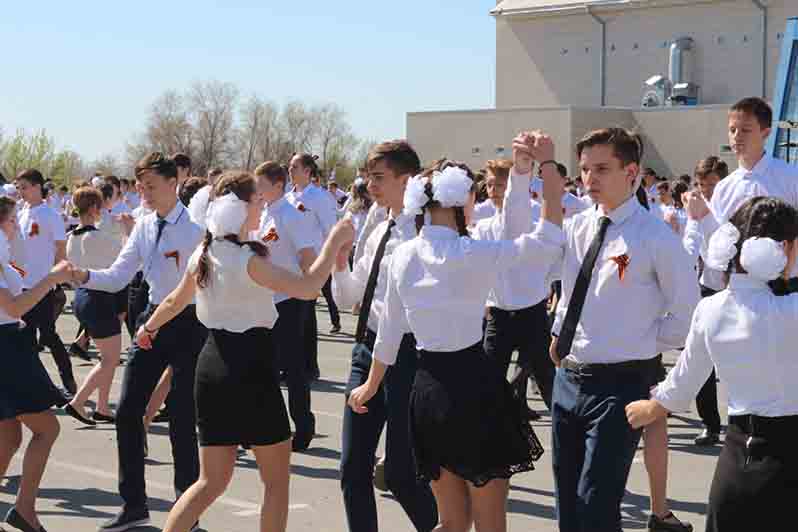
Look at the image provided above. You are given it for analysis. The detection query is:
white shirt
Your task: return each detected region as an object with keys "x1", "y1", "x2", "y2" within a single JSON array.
[
  {"x1": 17, "y1": 203, "x2": 66, "y2": 288},
  {"x1": 187, "y1": 185, "x2": 212, "y2": 230},
  {"x1": 0, "y1": 267, "x2": 23, "y2": 325},
  {"x1": 349, "y1": 210, "x2": 368, "y2": 247},
  {"x1": 353, "y1": 203, "x2": 388, "y2": 265},
  {"x1": 551, "y1": 195, "x2": 700, "y2": 363},
  {"x1": 473, "y1": 171, "x2": 552, "y2": 310},
  {"x1": 125, "y1": 192, "x2": 141, "y2": 210},
  {"x1": 256, "y1": 196, "x2": 319, "y2": 303},
  {"x1": 132, "y1": 205, "x2": 153, "y2": 219},
  {"x1": 286, "y1": 183, "x2": 337, "y2": 242},
  {"x1": 471, "y1": 200, "x2": 497, "y2": 224},
  {"x1": 654, "y1": 274, "x2": 798, "y2": 417},
  {"x1": 333, "y1": 211, "x2": 417, "y2": 333},
  {"x1": 67, "y1": 226, "x2": 124, "y2": 270},
  {"x1": 85, "y1": 202, "x2": 203, "y2": 305},
  {"x1": 373, "y1": 223, "x2": 564, "y2": 365},
  {"x1": 530, "y1": 177, "x2": 589, "y2": 218},
  {"x1": 188, "y1": 240, "x2": 278, "y2": 332},
  {"x1": 682, "y1": 218, "x2": 726, "y2": 292}
]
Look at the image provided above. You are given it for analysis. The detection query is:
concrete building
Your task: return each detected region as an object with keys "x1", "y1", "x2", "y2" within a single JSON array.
[{"x1": 407, "y1": 0, "x2": 797, "y2": 177}]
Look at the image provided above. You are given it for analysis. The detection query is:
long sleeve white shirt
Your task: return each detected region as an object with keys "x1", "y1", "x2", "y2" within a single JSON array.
[
  {"x1": 551, "y1": 195, "x2": 700, "y2": 363},
  {"x1": 373, "y1": 222, "x2": 565, "y2": 365},
  {"x1": 654, "y1": 274, "x2": 798, "y2": 417},
  {"x1": 85, "y1": 202, "x2": 203, "y2": 305},
  {"x1": 286, "y1": 183, "x2": 337, "y2": 242},
  {"x1": 473, "y1": 170, "x2": 552, "y2": 310},
  {"x1": 682, "y1": 218, "x2": 726, "y2": 291}
]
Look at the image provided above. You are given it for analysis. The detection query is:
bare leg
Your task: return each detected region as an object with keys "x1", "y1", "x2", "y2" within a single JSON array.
[
  {"x1": 0, "y1": 419, "x2": 23, "y2": 479},
  {"x1": 468, "y1": 477, "x2": 509, "y2": 532},
  {"x1": 251, "y1": 439, "x2": 291, "y2": 532},
  {"x1": 69, "y1": 334, "x2": 122, "y2": 416},
  {"x1": 15, "y1": 411, "x2": 60, "y2": 529},
  {"x1": 162, "y1": 446, "x2": 236, "y2": 532},
  {"x1": 430, "y1": 468, "x2": 473, "y2": 532},
  {"x1": 643, "y1": 416, "x2": 669, "y2": 517},
  {"x1": 143, "y1": 367, "x2": 172, "y2": 430}
]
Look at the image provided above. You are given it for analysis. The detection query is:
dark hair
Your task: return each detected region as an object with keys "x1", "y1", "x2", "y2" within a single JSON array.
[
  {"x1": 179, "y1": 177, "x2": 207, "y2": 206},
  {"x1": 726, "y1": 197, "x2": 798, "y2": 281},
  {"x1": 135, "y1": 152, "x2": 178, "y2": 180},
  {"x1": 694, "y1": 156, "x2": 729, "y2": 181},
  {"x1": 414, "y1": 159, "x2": 477, "y2": 237},
  {"x1": 195, "y1": 171, "x2": 268, "y2": 289},
  {"x1": 254, "y1": 161, "x2": 288, "y2": 188},
  {"x1": 16, "y1": 169, "x2": 48, "y2": 198},
  {"x1": 643, "y1": 167, "x2": 657, "y2": 177},
  {"x1": 730, "y1": 97, "x2": 773, "y2": 131},
  {"x1": 59, "y1": 185, "x2": 69, "y2": 193},
  {"x1": 172, "y1": 152, "x2": 192, "y2": 172},
  {"x1": 347, "y1": 181, "x2": 372, "y2": 214},
  {"x1": 678, "y1": 174, "x2": 692, "y2": 186},
  {"x1": 99, "y1": 183, "x2": 115, "y2": 201},
  {"x1": 294, "y1": 153, "x2": 321, "y2": 178},
  {"x1": 555, "y1": 163, "x2": 568, "y2": 178},
  {"x1": 0, "y1": 196, "x2": 16, "y2": 224},
  {"x1": 672, "y1": 181, "x2": 689, "y2": 209},
  {"x1": 104, "y1": 175, "x2": 121, "y2": 191},
  {"x1": 576, "y1": 128, "x2": 643, "y2": 167},
  {"x1": 367, "y1": 140, "x2": 421, "y2": 177},
  {"x1": 656, "y1": 181, "x2": 670, "y2": 192},
  {"x1": 635, "y1": 185, "x2": 650, "y2": 210},
  {"x1": 72, "y1": 186, "x2": 103, "y2": 216}
]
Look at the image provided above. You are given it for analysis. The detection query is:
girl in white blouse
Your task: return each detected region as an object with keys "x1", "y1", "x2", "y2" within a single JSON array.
[
  {"x1": 626, "y1": 196, "x2": 798, "y2": 532},
  {"x1": 348, "y1": 133, "x2": 564, "y2": 532},
  {"x1": 64, "y1": 187, "x2": 125, "y2": 426},
  {"x1": 134, "y1": 171, "x2": 354, "y2": 532}
]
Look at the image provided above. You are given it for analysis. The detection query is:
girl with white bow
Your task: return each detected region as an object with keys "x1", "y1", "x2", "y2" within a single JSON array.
[
  {"x1": 626, "y1": 196, "x2": 798, "y2": 532},
  {"x1": 0, "y1": 196, "x2": 74, "y2": 532},
  {"x1": 135, "y1": 171, "x2": 354, "y2": 532},
  {"x1": 348, "y1": 159, "x2": 564, "y2": 532}
]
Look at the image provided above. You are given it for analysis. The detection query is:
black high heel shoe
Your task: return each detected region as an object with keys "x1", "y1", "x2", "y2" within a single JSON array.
[
  {"x1": 5, "y1": 507, "x2": 41, "y2": 532},
  {"x1": 64, "y1": 404, "x2": 97, "y2": 426}
]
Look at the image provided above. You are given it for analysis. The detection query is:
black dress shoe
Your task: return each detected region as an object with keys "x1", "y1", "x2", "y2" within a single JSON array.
[
  {"x1": 92, "y1": 411, "x2": 116, "y2": 423},
  {"x1": 99, "y1": 507, "x2": 150, "y2": 532},
  {"x1": 5, "y1": 507, "x2": 40, "y2": 532},
  {"x1": 329, "y1": 324, "x2": 341, "y2": 334},
  {"x1": 69, "y1": 342, "x2": 92, "y2": 362},
  {"x1": 64, "y1": 404, "x2": 96, "y2": 426},
  {"x1": 694, "y1": 429, "x2": 720, "y2": 446},
  {"x1": 648, "y1": 511, "x2": 693, "y2": 532}
]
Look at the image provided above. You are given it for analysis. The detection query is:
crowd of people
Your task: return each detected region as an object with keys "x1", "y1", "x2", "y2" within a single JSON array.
[{"x1": 0, "y1": 95, "x2": 796, "y2": 532}]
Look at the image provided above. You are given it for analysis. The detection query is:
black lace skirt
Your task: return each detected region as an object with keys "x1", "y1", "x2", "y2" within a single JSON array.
[{"x1": 409, "y1": 342, "x2": 543, "y2": 487}]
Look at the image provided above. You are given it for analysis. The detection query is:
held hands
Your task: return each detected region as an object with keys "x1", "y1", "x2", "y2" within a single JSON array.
[
  {"x1": 118, "y1": 213, "x2": 136, "y2": 236},
  {"x1": 348, "y1": 383, "x2": 377, "y2": 414},
  {"x1": 135, "y1": 324, "x2": 158, "y2": 350},
  {"x1": 625, "y1": 399, "x2": 667, "y2": 429},
  {"x1": 71, "y1": 268, "x2": 89, "y2": 286},
  {"x1": 48, "y1": 261, "x2": 75, "y2": 286},
  {"x1": 512, "y1": 133, "x2": 534, "y2": 175},
  {"x1": 685, "y1": 190, "x2": 710, "y2": 221}
]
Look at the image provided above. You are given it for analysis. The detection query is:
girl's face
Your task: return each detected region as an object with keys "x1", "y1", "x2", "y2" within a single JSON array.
[{"x1": 0, "y1": 208, "x2": 18, "y2": 240}]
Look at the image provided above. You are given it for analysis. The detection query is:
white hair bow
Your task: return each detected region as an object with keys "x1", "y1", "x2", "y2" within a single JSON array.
[
  {"x1": 206, "y1": 193, "x2": 248, "y2": 238},
  {"x1": 740, "y1": 237, "x2": 787, "y2": 281}
]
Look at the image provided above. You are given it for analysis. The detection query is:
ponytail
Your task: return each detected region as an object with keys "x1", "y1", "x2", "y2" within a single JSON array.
[{"x1": 195, "y1": 230, "x2": 269, "y2": 289}]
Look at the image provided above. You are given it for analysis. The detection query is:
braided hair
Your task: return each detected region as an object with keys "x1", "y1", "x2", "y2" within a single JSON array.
[{"x1": 196, "y1": 171, "x2": 269, "y2": 289}]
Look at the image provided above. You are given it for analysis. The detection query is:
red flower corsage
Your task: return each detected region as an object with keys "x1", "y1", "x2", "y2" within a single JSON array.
[
  {"x1": 296, "y1": 203, "x2": 307, "y2": 212},
  {"x1": 29, "y1": 222, "x2": 40, "y2": 237},
  {"x1": 531, "y1": 191, "x2": 539, "y2": 200},
  {"x1": 610, "y1": 254, "x2": 630, "y2": 281},
  {"x1": 9, "y1": 261, "x2": 26, "y2": 278},
  {"x1": 262, "y1": 227, "x2": 280, "y2": 243},
  {"x1": 164, "y1": 250, "x2": 180, "y2": 269}
]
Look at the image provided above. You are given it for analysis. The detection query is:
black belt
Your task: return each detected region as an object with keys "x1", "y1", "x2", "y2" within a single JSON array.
[
  {"x1": 561, "y1": 356, "x2": 658, "y2": 376},
  {"x1": 729, "y1": 414, "x2": 798, "y2": 437}
]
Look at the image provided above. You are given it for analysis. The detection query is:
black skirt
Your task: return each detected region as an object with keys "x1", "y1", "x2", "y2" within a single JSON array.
[
  {"x1": 410, "y1": 342, "x2": 544, "y2": 487},
  {"x1": 194, "y1": 327, "x2": 290, "y2": 447},
  {"x1": 73, "y1": 287, "x2": 122, "y2": 339},
  {"x1": 0, "y1": 323, "x2": 64, "y2": 420},
  {"x1": 706, "y1": 415, "x2": 798, "y2": 532}
]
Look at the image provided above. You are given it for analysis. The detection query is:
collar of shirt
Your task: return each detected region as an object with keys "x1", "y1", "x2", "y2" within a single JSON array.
[
  {"x1": 727, "y1": 273, "x2": 770, "y2": 292},
  {"x1": 161, "y1": 201, "x2": 186, "y2": 225},
  {"x1": 738, "y1": 153, "x2": 771, "y2": 178},
  {"x1": 594, "y1": 193, "x2": 640, "y2": 226}
]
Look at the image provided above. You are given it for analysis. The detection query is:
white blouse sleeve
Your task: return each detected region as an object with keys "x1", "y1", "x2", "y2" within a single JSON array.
[
  {"x1": 652, "y1": 301, "x2": 715, "y2": 412},
  {"x1": 372, "y1": 255, "x2": 411, "y2": 366}
]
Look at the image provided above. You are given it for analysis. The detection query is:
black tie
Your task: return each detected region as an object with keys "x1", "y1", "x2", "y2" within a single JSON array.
[
  {"x1": 355, "y1": 219, "x2": 396, "y2": 343},
  {"x1": 557, "y1": 216, "x2": 612, "y2": 360},
  {"x1": 155, "y1": 218, "x2": 167, "y2": 247}
]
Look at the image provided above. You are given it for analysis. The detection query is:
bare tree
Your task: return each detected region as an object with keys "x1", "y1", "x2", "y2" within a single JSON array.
[
  {"x1": 282, "y1": 101, "x2": 317, "y2": 154},
  {"x1": 189, "y1": 80, "x2": 239, "y2": 174},
  {"x1": 146, "y1": 90, "x2": 194, "y2": 157},
  {"x1": 315, "y1": 103, "x2": 357, "y2": 171},
  {"x1": 236, "y1": 95, "x2": 280, "y2": 170}
]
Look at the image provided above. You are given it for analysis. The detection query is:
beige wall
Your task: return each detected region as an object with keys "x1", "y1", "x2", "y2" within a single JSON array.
[
  {"x1": 495, "y1": 0, "x2": 796, "y2": 109},
  {"x1": 407, "y1": 105, "x2": 736, "y2": 179}
]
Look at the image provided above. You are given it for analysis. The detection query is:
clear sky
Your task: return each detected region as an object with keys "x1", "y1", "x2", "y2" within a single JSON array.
[{"x1": 0, "y1": 1, "x2": 497, "y2": 162}]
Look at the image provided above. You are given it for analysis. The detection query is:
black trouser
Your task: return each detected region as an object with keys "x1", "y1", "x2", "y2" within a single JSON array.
[
  {"x1": 116, "y1": 304, "x2": 207, "y2": 510},
  {"x1": 22, "y1": 289, "x2": 73, "y2": 385},
  {"x1": 274, "y1": 298, "x2": 314, "y2": 437},
  {"x1": 322, "y1": 275, "x2": 340, "y2": 327},
  {"x1": 126, "y1": 272, "x2": 149, "y2": 340},
  {"x1": 304, "y1": 300, "x2": 320, "y2": 378},
  {"x1": 340, "y1": 330, "x2": 438, "y2": 532},
  {"x1": 696, "y1": 285, "x2": 722, "y2": 434},
  {"x1": 483, "y1": 299, "x2": 555, "y2": 409}
]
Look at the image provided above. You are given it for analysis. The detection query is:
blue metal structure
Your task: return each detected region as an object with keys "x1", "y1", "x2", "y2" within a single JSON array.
[{"x1": 768, "y1": 17, "x2": 798, "y2": 163}]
